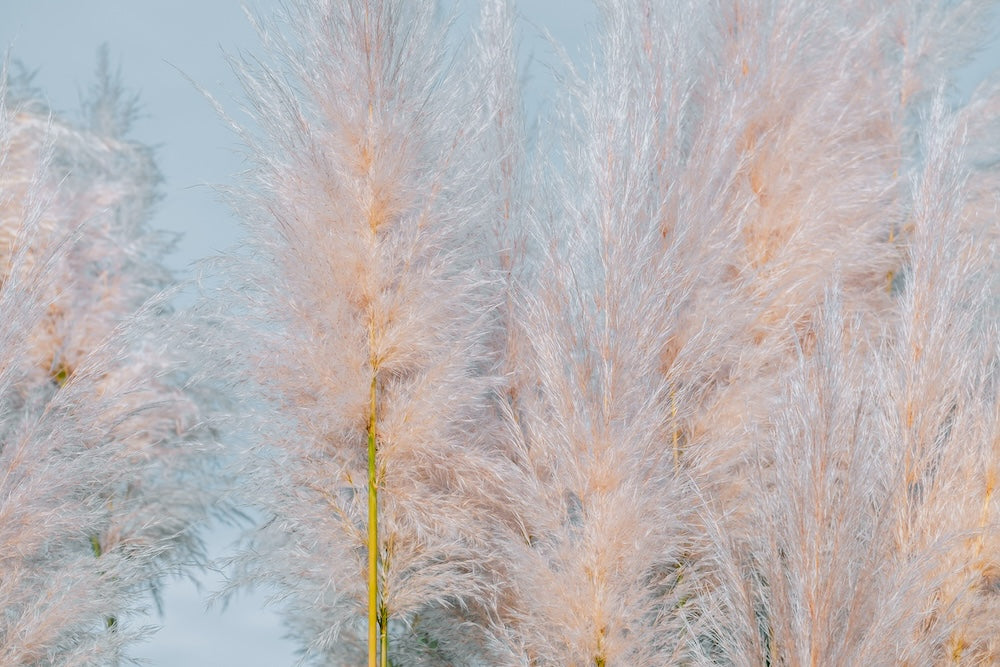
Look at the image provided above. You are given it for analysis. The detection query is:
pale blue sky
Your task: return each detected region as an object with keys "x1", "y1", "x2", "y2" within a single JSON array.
[
  {"x1": 0, "y1": 1, "x2": 597, "y2": 283},
  {"x1": 1, "y1": 1, "x2": 999, "y2": 665}
]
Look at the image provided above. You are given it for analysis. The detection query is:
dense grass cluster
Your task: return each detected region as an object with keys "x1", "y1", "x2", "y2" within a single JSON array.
[
  {"x1": 0, "y1": 56, "x2": 213, "y2": 664},
  {"x1": 4, "y1": 0, "x2": 1000, "y2": 664}
]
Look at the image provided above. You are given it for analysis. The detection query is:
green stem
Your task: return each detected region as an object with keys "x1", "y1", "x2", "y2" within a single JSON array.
[
  {"x1": 367, "y1": 373, "x2": 379, "y2": 667},
  {"x1": 380, "y1": 600, "x2": 389, "y2": 667},
  {"x1": 379, "y1": 535, "x2": 389, "y2": 666}
]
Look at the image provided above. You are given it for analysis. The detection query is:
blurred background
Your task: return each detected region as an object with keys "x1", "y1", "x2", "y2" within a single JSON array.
[{"x1": 0, "y1": 1, "x2": 997, "y2": 664}]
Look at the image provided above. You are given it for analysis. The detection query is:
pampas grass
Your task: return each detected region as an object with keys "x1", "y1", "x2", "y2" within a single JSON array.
[
  {"x1": 6, "y1": 0, "x2": 1000, "y2": 663},
  {"x1": 0, "y1": 60, "x2": 213, "y2": 664},
  {"x1": 199, "y1": 1, "x2": 525, "y2": 664},
  {"x1": 199, "y1": 0, "x2": 1000, "y2": 664}
]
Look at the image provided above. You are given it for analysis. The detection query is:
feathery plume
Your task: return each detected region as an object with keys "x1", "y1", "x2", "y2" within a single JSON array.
[
  {"x1": 0, "y1": 60, "x2": 211, "y2": 664},
  {"x1": 203, "y1": 1, "x2": 525, "y2": 663}
]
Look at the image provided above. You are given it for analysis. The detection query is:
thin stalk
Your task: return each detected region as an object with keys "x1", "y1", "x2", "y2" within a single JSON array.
[
  {"x1": 380, "y1": 592, "x2": 389, "y2": 667},
  {"x1": 367, "y1": 372, "x2": 379, "y2": 667},
  {"x1": 379, "y1": 535, "x2": 389, "y2": 666}
]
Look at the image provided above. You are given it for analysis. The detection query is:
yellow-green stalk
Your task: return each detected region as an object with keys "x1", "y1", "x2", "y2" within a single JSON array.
[
  {"x1": 367, "y1": 372, "x2": 379, "y2": 667},
  {"x1": 380, "y1": 547, "x2": 389, "y2": 667}
]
